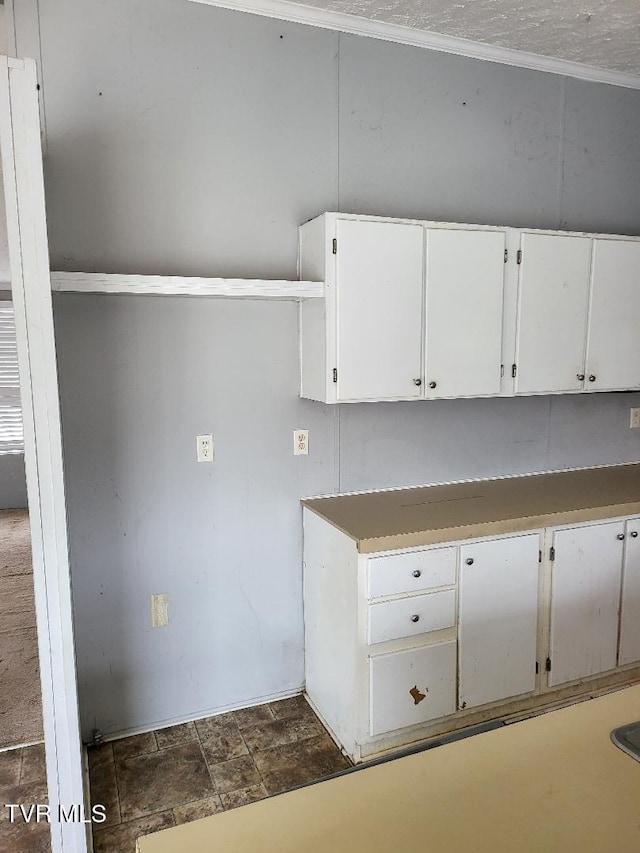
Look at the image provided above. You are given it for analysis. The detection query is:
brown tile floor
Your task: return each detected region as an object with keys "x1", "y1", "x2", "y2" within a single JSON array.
[
  {"x1": 0, "y1": 743, "x2": 50, "y2": 853},
  {"x1": 90, "y1": 695, "x2": 350, "y2": 853}
]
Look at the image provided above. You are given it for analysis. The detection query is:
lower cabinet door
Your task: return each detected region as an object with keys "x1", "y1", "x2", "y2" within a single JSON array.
[
  {"x1": 549, "y1": 521, "x2": 624, "y2": 686},
  {"x1": 618, "y1": 518, "x2": 640, "y2": 667},
  {"x1": 458, "y1": 534, "x2": 540, "y2": 709},
  {"x1": 369, "y1": 641, "x2": 456, "y2": 736}
]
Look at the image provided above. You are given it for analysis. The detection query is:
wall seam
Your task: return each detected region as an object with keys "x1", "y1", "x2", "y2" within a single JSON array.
[
  {"x1": 337, "y1": 404, "x2": 342, "y2": 493},
  {"x1": 556, "y1": 76, "x2": 567, "y2": 229},
  {"x1": 37, "y1": 0, "x2": 48, "y2": 147},
  {"x1": 5, "y1": 0, "x2": 18, "y2": 58},
  {"x1": 336, "y1": 31, "x2": 341, "y2": 212},
  {"x1": 336, "y1": 33, "x2": 341, "y2": 495}
]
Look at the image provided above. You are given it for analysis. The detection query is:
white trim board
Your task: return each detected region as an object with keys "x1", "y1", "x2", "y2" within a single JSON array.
[
  {"x1": 1, "y1": 58, "x2": 87, "y2": 853},
  {"x1": 51, "y1": 272, "x2": 324, "y2": 299},
  {"x1": 190, "y1": 0, "x2": 640, "y2": 90}
]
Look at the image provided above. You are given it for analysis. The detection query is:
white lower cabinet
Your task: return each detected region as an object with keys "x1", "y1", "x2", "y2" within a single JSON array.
[
  {"x1": 369, "y1": 641, "x2": 457, "y2": 736},
  {"x1": 303, "y1": 506, "x2": 640, "y2": 764},
  {"x1": 458, "y1": 534, "x2": 540, "y2": 709},
  {"x1": 548, "y1": 521, "x2": 625, "y2": 687}
]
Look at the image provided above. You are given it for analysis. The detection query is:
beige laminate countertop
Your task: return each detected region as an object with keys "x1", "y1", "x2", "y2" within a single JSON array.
[
  {"x1": 138, "y1": 685, "x2": 640, "y2": 853},
  {"x1": 302, "y1": 462, "x2": 640, "y2": 553}
]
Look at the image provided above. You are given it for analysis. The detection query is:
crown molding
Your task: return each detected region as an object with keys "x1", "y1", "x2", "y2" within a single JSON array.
[{"x1": 190, "y1": 0, "x2": 640, "y2": 90}]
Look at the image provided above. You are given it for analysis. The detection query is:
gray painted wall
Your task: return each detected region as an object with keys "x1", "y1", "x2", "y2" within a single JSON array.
[
  {"x1": 0, "y1": 453, "x2": 28, "y2": 509},
  {"x1": 19, "y1": 0, "x2": 640, "y2": 737}
]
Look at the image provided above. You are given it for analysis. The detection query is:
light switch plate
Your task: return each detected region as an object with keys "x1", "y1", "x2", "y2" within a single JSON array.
[{"x1": 630, "y1": 408, "x2": 640, "y2": 429}]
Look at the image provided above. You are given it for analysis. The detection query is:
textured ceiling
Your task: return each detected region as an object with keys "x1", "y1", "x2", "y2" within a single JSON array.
[{"x1": 284, "y1": 0, "x2": 640, "y2": 76}]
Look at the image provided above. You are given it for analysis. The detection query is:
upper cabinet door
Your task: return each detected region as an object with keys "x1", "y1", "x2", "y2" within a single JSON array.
[
  {"x1": 585, "y1": 240, "x2": 640, "y2": 392},
  {"x1": 424, "y1": 229, "x2": 505, "y2": 398},
  {"x1": 514, "y1": 233, "x2": 591, "y2": 394},
  {"x1": 335, "y1": 219, "x2": 424, "y2": 401}
]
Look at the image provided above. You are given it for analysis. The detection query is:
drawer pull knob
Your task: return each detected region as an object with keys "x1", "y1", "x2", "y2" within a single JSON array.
[
  {"x1": 413, "y1": 378, "x2": 422, "y2": 386},
  {"x1": 465, "y1": 557, "x2": 474, "y2": 565},
  {"x1": 617, "y1": 533, "x2": 625, "y2": 540},
  {"x1": 410, "y1": 614, "x2": 420, "y2": 623},
  {"x1": 588, "y1": 374, "x2": 596, "y2": 382},
  {"x1": 412, "y1": 569, "x2": 422, "y2": 578},
  {"x1": 428, "y1": 381, "x2": 437, "y2": 389},
  {"x1": 577, "y1": 373, "x2": 585, "y2": 381},
  {"x1": 631, "y1": 531, "x2": 638, "y2": 538}
]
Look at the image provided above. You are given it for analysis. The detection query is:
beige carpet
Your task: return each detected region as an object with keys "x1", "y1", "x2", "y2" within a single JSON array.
[{"x1": 0, "y1": 510, "x2": 44, "y2": 748}]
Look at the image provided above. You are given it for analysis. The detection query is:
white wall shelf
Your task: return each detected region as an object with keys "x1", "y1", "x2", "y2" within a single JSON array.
[{"x1": 50, "y1": 272, "x2": 324, "y2": 300}]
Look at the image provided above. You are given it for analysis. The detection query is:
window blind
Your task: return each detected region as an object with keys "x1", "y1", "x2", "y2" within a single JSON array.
[{"x1": 0, "y1": 303, "x2": 24, "y2": 453}]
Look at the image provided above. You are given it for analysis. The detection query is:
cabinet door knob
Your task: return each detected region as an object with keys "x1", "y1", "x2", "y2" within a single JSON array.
[
  {"x1": 577, "y1": 373, "x2": 585, "y2": 381},
  {"x1": 428, "y1": 381, "x2": 437, "y2": 389},
  {"x1": 412, "y1": 569, "x2": 422, "y2": 578},
  {"x1": 617, "y1": 533, "x2": 625, "y2": 540},
  {"x1": 588, "y1": 374, "x2": 596, "y2": 382},
  {"x1": 413, "y1": 378, "x2": 422, "y2": 386},
  {"x1": 631, "y1": 531, "x2": 638, "y2": 538},
  {"x1": 410, "y1": 614, "x2": 420, "y2": 623},
  {"x1": 465, "y1": 557, "x2": 474, "y2": 565}
]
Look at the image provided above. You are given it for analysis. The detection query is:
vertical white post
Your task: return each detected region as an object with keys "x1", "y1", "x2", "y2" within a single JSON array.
[{"x1": 0, "y1": 56, "x2": 87, "y2": 853}]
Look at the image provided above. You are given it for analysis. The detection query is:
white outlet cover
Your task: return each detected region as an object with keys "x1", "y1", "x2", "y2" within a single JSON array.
[
  {"x1": 631, "y1": 408, "x2": 640, "y2": 429},
  {"x1": 197, "y1": 434, "x2": 214, "y2": 462},
  {"x1": 294, "y1": 429, "x2": 309, "y2": 455}
]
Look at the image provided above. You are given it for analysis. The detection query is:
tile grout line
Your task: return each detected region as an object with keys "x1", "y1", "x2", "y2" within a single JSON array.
[
  {"x1": 235, "y1": 714, "x2": 269, "y2": 798},
  {"x1": 195, "y1": 723, "x2": 221, "y2": 803},
  {"x1": 101, "y1": 734, "x2": 165, "y2": 835},
  {"x1": 108, "y1": 745, "x2": 123, "y2": 829}
]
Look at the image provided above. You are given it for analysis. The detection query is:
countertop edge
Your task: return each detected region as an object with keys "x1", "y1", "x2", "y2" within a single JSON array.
[{"x1": 357, "y1": 501, "x2": 640, "y2": 554}]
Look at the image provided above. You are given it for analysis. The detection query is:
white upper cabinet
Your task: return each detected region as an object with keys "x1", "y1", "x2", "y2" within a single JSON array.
[
  {"x1": 299, "y1": 213, "x2": 640, "y2": 404},
  {"x1": 458, "y1": 533, "x2": 539, "y2": 709},
  {"x1": 548, "y1": 521, "x2": 624, "y2": 687},
  {"x1": 514, "y1": 233, "x2": 591, "y2": 395},
  {"x1": 335, "y1": 219, "x2": 424, "y2": 402},
  {"x1": 425, "y1": 229, "x2": 505, "y2": 399},
  {"x1": 585, "y1": 240, "x2": 640, "y2": 392}
]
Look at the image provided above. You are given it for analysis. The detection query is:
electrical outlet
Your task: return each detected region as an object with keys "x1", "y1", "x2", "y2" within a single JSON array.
[
  {"x1": 294, "y1": 429, "x2": 309, "y2": 455},
  {"x1": 631, "y1": 408, "x2": 640, "y2": 429},
  {"x1": 196, "y1": 434, "x2": 214, "y2": 462},
  {"x1": 151, "y1": 594, "x2": 169, "y2": 628}
]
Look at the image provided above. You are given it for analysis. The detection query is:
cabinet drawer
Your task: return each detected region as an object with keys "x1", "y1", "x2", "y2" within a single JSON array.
[
  {"x1": 369, "y1": 641, "x2": 456, "y2": 736},
  {"x1": 368, "y1": 589, "x2": 456, "y2": 644},
  {"x1": 368, "y1": 547, "x2": 456, "y2": 599}
]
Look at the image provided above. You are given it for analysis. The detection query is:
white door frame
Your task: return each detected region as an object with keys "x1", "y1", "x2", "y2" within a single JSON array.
[{"x1": 0, "y1": 56, "x2": 87, "y2": 853}]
